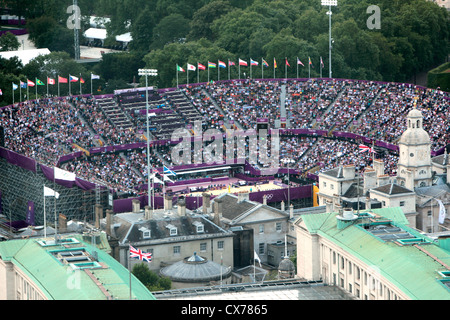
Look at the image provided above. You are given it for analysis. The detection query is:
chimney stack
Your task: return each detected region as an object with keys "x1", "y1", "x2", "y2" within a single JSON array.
[
  {"x1": 343, "y1": 165, "x2": 356, "y2": 180},
  {"x1": 132, "y1": 199, "x2": 140, "y2": 213},
  {"x1": 144, "y1": 206, "x2": 152, "y2": 220},
  {"x1": 289, "y1": 204, "x2": 294, "y2": 219},
  {"x1": 94, "y1": 204, "x2": 103, "y2": 229},
  {"x1": 59, "y1": 214, "x2": 67, "y2": 233},
  {"x1": 164, "y1": 194, "x2": 173, "y2": 211},
  {"x1": 281, "y1": 200, "x2": 285, "y2": 212},
  {"x1": 202, "y1": 193, "x2": 211, "y2": 214},
  {"x1": 263, "y1": 195, "x2": 267, "y2": 205},
  {"x1": 213, "y1": 198, "x2": 223, "y2": 225},
  {"x1": 105, "y1": 209, "x2": 113, "y2": 235},
  {"x1": 177, "y1": 196, "x2": 186, "y2": 216}
]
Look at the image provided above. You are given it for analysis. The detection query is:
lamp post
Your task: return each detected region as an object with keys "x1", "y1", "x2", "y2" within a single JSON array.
[
  {"x1": 282, "y1": 158, "x2": 295, "y2": 210},
  {"x1": 138, "y1": 69, "x2": 158, "y2": 211},
  {"x1": 321, "y1": 0, "x2": 337, "y2": 78}
]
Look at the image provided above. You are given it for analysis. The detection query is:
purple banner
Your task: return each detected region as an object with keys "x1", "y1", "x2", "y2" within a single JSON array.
[
  {"x1": 26, "y1": 201, "x2": 35, "y2": 226},
  {"x1": 0, "y1": 147, "x2": 36, "y2": 172},
  {"x1": 248, "y1": 185, "x2": 312, "y2": 203},
  {"x1": 39, "y1": 164, "x2": 98, "y2": 191}
]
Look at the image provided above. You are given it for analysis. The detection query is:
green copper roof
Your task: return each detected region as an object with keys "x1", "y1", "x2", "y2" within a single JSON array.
[
  {"x1": 0, "y1": 236, "x2": 155, "y2": 300},
  {"x1": 299, "y1": 207, "x2": 450, "y2": 300}
]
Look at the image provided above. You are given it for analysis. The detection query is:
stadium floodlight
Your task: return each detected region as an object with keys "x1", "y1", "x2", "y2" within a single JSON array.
[
  {"x1": 138, "y1": 68, "x2": 158, "y2": 212},
  {"x1": 281, "y1": 158, "x2": 295, "y2": 209},
  {"x1": 321, "y1": 0, "x2": 337, "y2": 78}
]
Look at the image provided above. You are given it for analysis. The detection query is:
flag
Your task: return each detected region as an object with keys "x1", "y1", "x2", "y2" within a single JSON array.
[
  {"x1": 320, "y1": 57, "x2": 324, "y2": 68},
  {"x1": 239, "y1": 58, "x2": 247, "y2": 66},
  {"x1": 129, "y1": 245, "x2": 152, "y2": 263},
  {"x1": 0, "y1": 89, "x2": 2, "y2": 95},
  {"x1": 208, "y1": 61, "x2": 217, "y2": 68},
  {"x1": 437, "y1": 199, "x2": 447, "y2": 224},
  {"x1": 20, "y1": 81, "x2": 27, "y2": 88},
  {"x1": 54, "y1": 167, "x2": 76, "y2": 181},
  {"x1": 218, "y1": 60, "x2": 226, "y2": 68},
  {"x1": 285, "y1": 58, "x2": 290, "y2": 67},
  {"x1": 309, "y1": 57, "x2": 314, "y2": 68},
  {"x1": 254, "y1": 250, "x2": 262, "y2": 267},
  {"x1": 198, "y1": 63, "x2": 206, "y2": 70},
  {"x1": 163, "y1": 175, "x2": 174, "y2": 183},
  {"x1": 91, "y1": 74, "x2": 100, "y2": 80},
  {"x1": 359, "y1": 144, "x2": 375, "y2": 153},
  {"x1": 262, "y1": 59, "x2": 269, "y2": 67},
  {"x1": 59, "y1": 76, "x2": 68, "y2": 83},
  {"x1": 163, "y1": 166, "x2": 177, "y2": 176},
  {"x1": 187, "y1": 63, "x2": 196, "y2": 71},
  {"x1": 36, "y1": 79, "x2": 45, "y2": 86},
  {"x1": 44, "y1": 186, "x2": 60, "y2": 199},
  {"x1": 250, "y1": 58, "x2": 258, "y2": 66},
  {"x1": 47, "y1": 78, "x2": 55, "y2": 85},
  {"x1": 228, "y1": 60, "x2": 235, "y2": 66},
  {"x1": 176, "y1": 64, "x2": 185, "y2": 72},
  {"x1": 69, "y1": 75, "x2": 79, "y2": 82},
  {"x1": 80, "y1": 77, "x2": 85, "y2": 84},
  {"x1": 297, "y1": 57, "x2": 304, "y2": 66},
  {"x1": 274, "y1": 58, "x2": 277, "y2": 68},
  {"x1": 27, "y1": 79, "x2": 35, "y2": 87},
  {"x1": 12, "y1": 83, "x2": 18, "y2": 90}
]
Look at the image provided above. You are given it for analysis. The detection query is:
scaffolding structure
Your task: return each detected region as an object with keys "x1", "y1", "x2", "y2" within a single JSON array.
[{"x1": 0, "y1": 158, "x2": 109, "y2": 227}]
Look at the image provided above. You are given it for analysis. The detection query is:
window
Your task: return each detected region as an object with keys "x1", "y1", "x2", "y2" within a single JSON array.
[
  {"x1": 259, "y1": 243, "x2": 265, "y2": 255},
  {"x1": 323, "y1": 182, "x2": 327, "y2": 188},
  {"x1": 218, "y1": 241, "x2": 224, "y2": 250},
  {"x1": 193, "y1": 221, "x2": 204, "y2": 233},
  {"x1": 259, "y1": 224, "x2": 264, "y2": 234},
  {"x1": 173, "y1": 246, "x2": 180, "y2": 254},
  {"x1": 399, "y1": 201, "x2": 405, "y2": 207},
  {"x1": 200, "y1": 242, "x2": 207, "y2": 252},
  {"x1": 340, "y1": 256, "x2": 345, "y2": 269},
  {"x1": 276, "y1": 222, "x2": 282, "y2": 232},
  {"x1": 348, "y1": 262, "x2": 352, "y2": 274},
  {"x1": 330, "y1": 184, "x2": 334, "y2": 190},
  {"x1": 166, "y1": 224, "x2": 177, "y2": 236}
]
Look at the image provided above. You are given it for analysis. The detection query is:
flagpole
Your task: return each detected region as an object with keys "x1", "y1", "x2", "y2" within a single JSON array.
[
  {"x1": 176, "y1": 66, "x2": 179, "y2": 88},
  {"x1": 187, "y1": 67, "x2": 189, "y2": 86},
  {"x1": 285, "y1": 58, "x2": 287, "y2": 79},
  {"x1": 90, "y1": 73, "x2": 93, "y2": 95},
  {"x1": 320, "y1": 57, "x2": 322, "y2": 78},
  {"x1": 43, "y1": 184, "x2": 47, "y2": 238},
  {"x1": 197, "y1": 63, "x2": 199, "y2": 84},
  {"x1": 228, "y1": 60, "x2": 230, "y2": 80},
  {"x1": 128, "y1": 244, "x2": 132, "y2": 300},
  {"x1": 238, "y1": 63, "x2": 240, "y2": 80},
  {"x1": 58, "y1": 76, "x2": 60, "y2": 97},
  {"x1": 12, "y1": 83, "x2": 14, "y2": 105},
  {"x1": 27, "y1": 83, "x2": 29, "y2": 101},
  {"x1": 207, "y1": 65, "x2": 209, "y2": 83},
  {"x1": 80, "y1": 73, "x2": 82, "y2": 95},
  {"x1": 35, "y1": 78, "x2": 37, "y2": 100},
  {"x1": 19, "y1": 82, "x2": 21, "y2": 102},
  {"x1": 261, "y1": 58, "x2": 263, "y2": 79},
  {"x1": 297, "y1": 57, "x2": 299, "y2": 79},
  {"x1": 69, "y1": 76, "x2": 71, "y2": 96},
  {"x1": 309, "y1": 57, "x2": 311, "y2": 79},
  {"x1": 273, "y1": 58, "x2": 275, "y2": 79},
  {"x1": 46, "y1": 78, "x2": 49, "y2": 97}
]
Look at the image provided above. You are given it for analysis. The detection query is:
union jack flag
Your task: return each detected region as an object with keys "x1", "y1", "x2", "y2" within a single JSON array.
[
  {"x1": 129, "y1": 245, "x2": 152, "y2": 263},
  {"x1": 359, "y1": 144, "x2": 375, "y2": 153}
]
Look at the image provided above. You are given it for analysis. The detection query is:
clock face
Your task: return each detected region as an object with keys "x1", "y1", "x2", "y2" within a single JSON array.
[{"x1": 410, "y1": 153, "x2": 414, "y2": 157}]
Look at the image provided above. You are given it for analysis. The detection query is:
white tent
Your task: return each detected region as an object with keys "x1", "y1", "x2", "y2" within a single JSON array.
[
  {"x1": 83, "y1": 28, "x2": 107, "y2": 40},
  {"x1": 115, "y1": 32, "x2": 133, "y2": 44},
  {"x1": 0, "y1": 48, "x2": 51, "y2": 66}
]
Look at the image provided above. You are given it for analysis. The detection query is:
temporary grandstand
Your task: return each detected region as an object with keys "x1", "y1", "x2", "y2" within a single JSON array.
[{"x1": 0, "y1": 78, "x2": 449, "y2": 231}]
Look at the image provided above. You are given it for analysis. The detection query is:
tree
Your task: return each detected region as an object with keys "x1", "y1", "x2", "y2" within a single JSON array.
[
  {"x1": 151, "y1": 14, "x2": 191, "y2": 50},
  {"x1": 129, "y1": 6, "x2": 157, "y2": 53},
  {"x1": 0, "y1": 32, "x2": 21, "y2": 52},
  {"x1": 132, "y1": 263, "x2": 171, "y2": 291}
]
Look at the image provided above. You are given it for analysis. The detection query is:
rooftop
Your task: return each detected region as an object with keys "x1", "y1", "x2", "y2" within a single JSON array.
[
  {"x1": 296, "y1": 207, "x2": 450, "y2": 300},
  {"x1": 0, "y1": 235, "x2": 155, "y2": 300}
]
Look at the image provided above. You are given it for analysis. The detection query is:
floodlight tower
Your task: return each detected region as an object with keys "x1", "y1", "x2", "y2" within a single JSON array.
[
  {"x1": 321, "y1": 0, "x2": 337, "y2": 78},
  {"x1": 73, "y1": 0, "x2": 80, "y2": 60},
  {"x1": 138, "y1": 68, "x2": 158, "y2": 210}
]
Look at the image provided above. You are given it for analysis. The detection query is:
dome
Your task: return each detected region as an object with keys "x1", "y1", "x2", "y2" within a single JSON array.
[
  {"x1": 407, "y1": 108, "x2": 423, "y2": 119},
  {"x1": 160, "y1": 252, "x2": 232, "y2": 283},
  {"x1": 278, "y1": 256, "x2": 295, "y2": 272},
  {"x1": 398, "y1": 107, "x2": 430, "y2": 145}
]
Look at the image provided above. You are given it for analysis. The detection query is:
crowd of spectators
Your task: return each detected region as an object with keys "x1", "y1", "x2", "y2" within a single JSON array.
[{"x1": 1, "y1": 79, "x2": 449, "y2": 193}]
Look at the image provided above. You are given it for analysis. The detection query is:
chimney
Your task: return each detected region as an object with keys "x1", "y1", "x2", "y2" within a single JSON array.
[
  {"x1": 94, "y1": 204, "x2": 103, "y2": 229},
  {"x1": 177, "y1": 196, "x2": 186, "y2": 216},
  {"x1": 263, "y1": 195, "x2": 267, "y2": 205},
  {"x1": 373, "y1": 159, "x2": 384, "y2": 177},
  {"x1": 144, "y1": 206, "x2": 152, "y2": 220},
  {"x1": 213, "y1": 198, "x2": 223, "y2": 225},
  {"x1": 325, "y1": 200, "x2": 333, "y2": 213},
  {"x1": 364, "y1": 168, "x2": 376, "y2": 193},
  {"x1": 289, "y1": 204, "x2": 294, "y2": 219},
  {"x1": 446, "y1": 160, "x2": 450, "y2": 185},
  {"x1": 343, "y1": 165, "x2": 355, "y2": 180},
  {"x1": 132, "y1": 199, "x2": 140, "y2": 213},
  {"x1": 280, "y1": 200, "x2": 285, "y2": 212},
  {"x1": 105, "y1": 209, "x2": 113, "y2": 235},
  {"x1": 377, "y1": 174, "x2": 390, "y2": 187},
  {"x1": 365, "y1": 197, "x2": 371, "y2": 210},
  {"x1": 59, "y1": 214, "x2": 67, "y2": 233},
  {"x1": 237, "y1": 192, "x2": 249, "y2": 203},
  {"x1": 164, "y1": 194, "x2": 173, "y2": 211},
  {"x1": 202, "y1": 193, "x2": 211, "y2": 214}
]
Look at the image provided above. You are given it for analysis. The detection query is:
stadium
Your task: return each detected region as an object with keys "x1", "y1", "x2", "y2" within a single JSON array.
[{"x1": 1, "y1": 76, "x2": 449, "y2": 232}]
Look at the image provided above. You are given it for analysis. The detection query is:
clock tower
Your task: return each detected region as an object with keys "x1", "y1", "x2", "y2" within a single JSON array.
[{"x1": 397, "y1": 107, "x2": 432, "y2": 189}]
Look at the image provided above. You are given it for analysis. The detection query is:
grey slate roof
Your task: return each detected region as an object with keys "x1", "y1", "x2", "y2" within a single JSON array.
[{"x1": 371, "y1": 183, "x2": 414, "y2": 195}]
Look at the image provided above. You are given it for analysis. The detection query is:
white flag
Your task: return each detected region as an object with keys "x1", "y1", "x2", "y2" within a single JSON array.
[
  {"x1": 187, "y1": 63, "x2": 196, "y2": 71},
  {"x1": 437, "y1": 199, "x2": 447, "y2": 224},
  {"x1": 163, "y1": 175, "x2": 174, "y2": 183},
  {"x1": 54, "y1": 167, "x2": 76, "y2": 181},
  {"x1": 254, "y1": 250, "x2": 261, "y2": 267},
  {"x1": 91, "y1": 74, "x2": 100, "y2": 80},
  {"x1": 44, "y1": 186, "x2": 59, "y2": 199}
]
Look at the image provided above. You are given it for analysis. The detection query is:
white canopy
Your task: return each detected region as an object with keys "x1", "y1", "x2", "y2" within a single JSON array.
[
  {"x1": 83, "y1": 28, "x2": 107, "y2": 40},
  {"x1": 0, "y1": 48, "x2": 51, "y2": 66}
]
